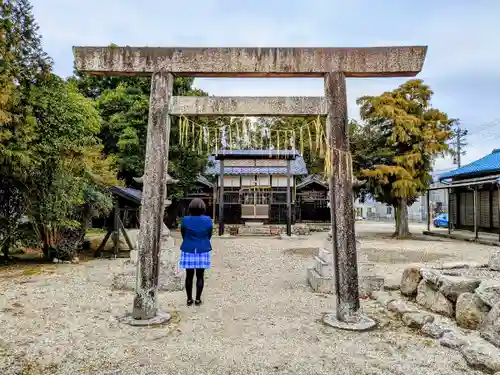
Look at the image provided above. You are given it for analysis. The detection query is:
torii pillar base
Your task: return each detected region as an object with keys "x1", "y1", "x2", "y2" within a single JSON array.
[
  {"x1": 322, "y1": 312, "x2": 376, "y2": 332},
  {"x1": 119, "y1": 311, "x2": 171, "y2": 327}
]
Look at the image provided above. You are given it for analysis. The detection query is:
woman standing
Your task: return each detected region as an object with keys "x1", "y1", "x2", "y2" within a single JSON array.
[{"x1": 179, "y1": 198, "x2": 213, "y2": 306}]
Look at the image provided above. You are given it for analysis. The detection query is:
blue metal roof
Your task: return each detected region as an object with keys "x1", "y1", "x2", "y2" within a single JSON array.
[
  {"x1": 205, "y1": 153, "x2": 308, "y2": 176},
  {"x1": 439, "y1": 149, "x2": 500, "y2": 180}
]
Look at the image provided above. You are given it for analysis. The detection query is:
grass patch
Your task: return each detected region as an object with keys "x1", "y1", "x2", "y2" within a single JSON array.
[{"x1": 21, "y1": 268, "x2": 43, "y2": 276}]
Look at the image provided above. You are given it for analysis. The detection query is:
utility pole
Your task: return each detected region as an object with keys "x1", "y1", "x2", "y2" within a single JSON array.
[{"x1": 450, "y1": 119, "x2": 468, "y2": 168}]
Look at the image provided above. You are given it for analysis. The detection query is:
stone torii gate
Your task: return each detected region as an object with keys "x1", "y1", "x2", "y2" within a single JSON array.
[{"x1": 73, "y1": 46, "x2": 427, "y2": 329}]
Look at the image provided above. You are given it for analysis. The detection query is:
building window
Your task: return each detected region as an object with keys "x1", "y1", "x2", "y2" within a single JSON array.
[{"x1": 387, "y1": 206, "x2": 392, "y2": 215}]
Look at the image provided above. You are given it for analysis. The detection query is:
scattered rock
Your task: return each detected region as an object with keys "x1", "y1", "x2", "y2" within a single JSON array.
[
  {"x1": 421, "y1": 322, "x2": 450, "y2": 339},
  {"x1": 460, "y1": 338, "x2": 500, "y2": 373},
  {"x1": 438, "y1": 275, "x2": 481, "y2": 302},
  {"x1": 480, "y1": 302, "x2": 500, "y2": 348},
  {"x1": 475, "y1": 280, "x2": 500, "y2": 307},
  {"x1": 387, "y1": 299, "x2": 414, "y2": 315},
  {"x1": 400, "y1": 266, "x2": 422, "y2": 296},
  {"x1": 490, "y1": 251, "x2": 500, "y2": 271},
  {"x1": 439, "y1": 330, "x2": 466, "y2": 349},
  {"x1": 372, "y1": 291, "x2": 396, "y2": 308},
  {"x1": 420, "y1": 268, "x2": 442, "y2": 286},
  {"x1": 456, "y1": 292, "x2": 490, "y2": 330},
  {"x1": 416, "y1": 280, "x2": 455, "y2": 318},
  {"x1": 52, "y1": 258, "x2": 60, "y2": 264},
  {"x1": 71, "y1": 257, "x2": 80, "y2": 264},
  {"x1": 401, "y1": 311, "x2": 434, "y2": 329}
]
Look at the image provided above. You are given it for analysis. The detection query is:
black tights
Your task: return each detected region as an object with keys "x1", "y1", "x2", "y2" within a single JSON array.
[{"x1": 185, "y1": 268, "x2": 205, "y2": 301}]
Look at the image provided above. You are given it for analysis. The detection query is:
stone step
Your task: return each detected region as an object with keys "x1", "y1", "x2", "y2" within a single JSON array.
[
  {"x1": 244, "y1": 222, "x2": 265, "y2": 227},
  {"x1": 308, "y1": 266, "x2": 385, "y2": 297},
  {"x1": 238, "y1": 227, "x2": 273, "y2": 236},
  {"x1": 317, "y1": 247, "x2": 333, "y2": 263},
  {"x1": 313, "y1": 255, "x2": 334, "y2": 277},
  {"x1": 307, "y1": 267, "x2": 333, "y2": 294}
]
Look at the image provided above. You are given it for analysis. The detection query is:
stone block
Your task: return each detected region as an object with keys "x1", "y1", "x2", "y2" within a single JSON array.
[
  {"x1": 480, "y1": 302, "x2": 500, "y2": 348},
  {"x1": 460, "y1": 338, "x2": 500, "y2": 373},
  {"x1": 313, "y1": 256, "x2": 333, "y2": 277},
  {"x1": 308, "y1": 267, "x2": 383, "y2": 297},
  {"x1": 400, "y1": 266, "x2": 422, "y2": 296},
  {"x1": 421, "y1": 322, "x2": 450, "y2": 339},
  {"x1": 416, "y1": 280, "x2": 454, "y2": 318},
  {"x1": 489, "y1": 250, "x2": 500, "y2": 271},
  {"x1": 307, "y1": 267, "x2": 332, "y2": 294},
  {"x1": 456, "y1": 292, "x2": 490, "y2": 330},
  {"x1": 74, "y1": 46, "x2": 427, "y2": 78},
  {"x1": 475, "y1": 280, "x2": 500, "y2": 307},
  {"x1": 439, "y1": 331, "x2": 467, "y2": 349},
  {"x1": 402, "y1": 311, "x2": 434, "y2": 329},
  {"x1": 420, "y1": 268, "x2": 442, "y2": 286},
  {"x1": 387, "y1": 299, "x2": 415, "y2": 315},
  {"x1": 438, "y1": 275, "x2": 481, "y2": 302},
  {"x1": 317, "y1": 248, "x2": 333, "y2": 264},
  {"x1": 372, "y1": 291, "x2": 397, "y2": 307}
]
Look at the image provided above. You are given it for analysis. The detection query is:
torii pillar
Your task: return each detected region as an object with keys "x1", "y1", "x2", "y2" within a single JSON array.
[{"x1": 73, "y1": 45, "x2": 427, "y2": 328}]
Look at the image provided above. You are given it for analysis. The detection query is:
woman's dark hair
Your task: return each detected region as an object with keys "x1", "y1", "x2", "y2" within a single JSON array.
[{"x1": 188, "y1": 198, "x2": 206, "y2": 216}]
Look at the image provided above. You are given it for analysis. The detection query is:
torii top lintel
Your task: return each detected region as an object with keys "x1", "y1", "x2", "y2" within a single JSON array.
[{"x1": 73, "y1": 46, "x2": 427, "y2": 78}]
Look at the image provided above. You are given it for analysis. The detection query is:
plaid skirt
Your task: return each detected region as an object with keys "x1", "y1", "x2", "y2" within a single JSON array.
[{"x1": 179, "y1": 251, "x2": 212, "y2": 269}]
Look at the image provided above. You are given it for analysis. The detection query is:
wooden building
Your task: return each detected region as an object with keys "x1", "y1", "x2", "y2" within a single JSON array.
[
  {"x1": 171, "y1": 175, "x2": 215, "y2": 224},
  {"x1": 205, "y1": 150, "x2": 308, "y2": 230},
  {"x1": 296, "y1": 174, "x2": 330, "y2": 222},
  {"x1": 436, "y1": 149, "x2": 500, "y2": 237}
]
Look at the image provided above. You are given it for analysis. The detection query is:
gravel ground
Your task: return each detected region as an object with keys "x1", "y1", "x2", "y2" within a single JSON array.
[{"x1": 0, "y1": 222, "x2": 497, "y2": 375}]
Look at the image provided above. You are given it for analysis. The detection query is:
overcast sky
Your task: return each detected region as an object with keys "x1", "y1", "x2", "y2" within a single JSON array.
[{"x1": 30, "y1": 0, "x2": 500, "y2": 174}]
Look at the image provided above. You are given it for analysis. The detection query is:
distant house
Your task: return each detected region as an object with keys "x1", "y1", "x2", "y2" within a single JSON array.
[{"x1": 438, "y1": 149, "x2": 500, "y2": 233}]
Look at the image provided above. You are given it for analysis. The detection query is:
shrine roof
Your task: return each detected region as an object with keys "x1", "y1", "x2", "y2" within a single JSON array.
[{"x1": 206, "y1": 151, "x2": 308, "y2": 176}]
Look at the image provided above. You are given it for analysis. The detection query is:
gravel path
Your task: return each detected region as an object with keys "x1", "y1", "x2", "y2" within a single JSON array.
[{"x1": 0, "y1": 223, "x2": 496, "y2": 375}]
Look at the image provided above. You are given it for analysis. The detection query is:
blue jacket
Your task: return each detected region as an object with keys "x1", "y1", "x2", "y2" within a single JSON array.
[{"x1": 180, "y1": 215, "x2": 213, "y2": 254}]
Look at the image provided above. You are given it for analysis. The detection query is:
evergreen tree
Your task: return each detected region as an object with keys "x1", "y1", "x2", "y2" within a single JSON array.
[
  {"x1": 356, "y1": 79, "x2": 452, "y2": 238},
  {"x1": 0, "y1": 0, "x2": 52, "y2": 259}
]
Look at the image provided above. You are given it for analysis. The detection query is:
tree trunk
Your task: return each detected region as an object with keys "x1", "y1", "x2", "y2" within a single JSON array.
[
  {"x1": 394, "y1": 205, "x2": 400, "y2": 237},
  {"x1": 395, "y1": 198, "x2": 411, "y2": 238},
  {"x1": 2, "y1": 238, "x2": 10, "y2": 261}
]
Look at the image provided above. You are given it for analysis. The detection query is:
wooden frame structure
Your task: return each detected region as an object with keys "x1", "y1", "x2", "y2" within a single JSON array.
[
  {"x1": 95, "y1": 187, "x2": 139, "y2": 258},
  {"x1": 74, "y1": 45, "x2": 427, "y2": 328}
]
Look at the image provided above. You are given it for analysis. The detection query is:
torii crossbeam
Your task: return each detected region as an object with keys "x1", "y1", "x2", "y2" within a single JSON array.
[{"x1": 73, "y1": 46, "x2": 427, "y2": 329}]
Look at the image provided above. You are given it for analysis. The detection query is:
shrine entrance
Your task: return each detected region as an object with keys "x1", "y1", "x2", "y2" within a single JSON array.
[
  {"x1": 240, "y1": 186, "x2": 270, "y2": 220},
  {"x1": 74, "y1": 45, "x2": 427, "y2": 330}
]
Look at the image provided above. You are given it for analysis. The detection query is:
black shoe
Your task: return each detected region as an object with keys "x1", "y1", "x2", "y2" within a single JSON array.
[
  {"x1": 187, "y1": 299, "x2": 193, "y2": 306},
  {"x1": 194, "y1": 299, "x2": 202, "y2": 306}
]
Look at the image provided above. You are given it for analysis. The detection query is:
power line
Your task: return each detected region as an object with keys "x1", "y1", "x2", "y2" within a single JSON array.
[{"x1": 465, "y1": 118, "x2": 500, "y2": 137}]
